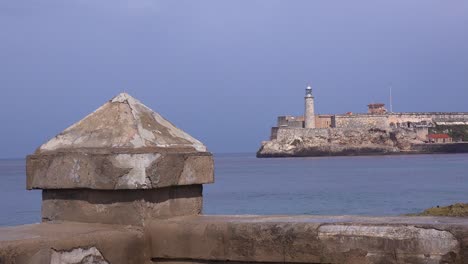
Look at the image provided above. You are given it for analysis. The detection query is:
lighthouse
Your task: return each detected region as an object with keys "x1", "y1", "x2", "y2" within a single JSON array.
[{"x1": 304, "y1": 86, "x2": 315, "y2": 128}]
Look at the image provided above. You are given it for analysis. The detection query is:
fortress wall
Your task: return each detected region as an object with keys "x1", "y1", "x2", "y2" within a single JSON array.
[
  {"x1": 288, "y1": 120, "x2": 305, "y2": 128},
  {"x1": 390, "y1": 113, "x2": 468, "y2": 123},
  {"x1": 387, "y1": 113, "x2": 468, "y2": 128},
  {"x1": 277, "y1": 113, "x2": 468, "y2": 131},
  {"x1": 334, "y1": 115, "x2": 389, "y2": 129},
  {"x1": 278, "y1": 116, "x2": 304, "y2": 127},
  {"x1": 270, "y1": 127, "x2": 279, "y2": 140},
  {"x1": 276, "y1": 127, "x2": 329, "y2": 141},
  {"x1": 388, "y1": 115, "x2": 433, "y2": 126},
  {"x1": 415, "y1": 127, "x2": 429, "y2": 140},
  {"x1": 316, "y1": 115, "x2": 333, "y2": 128},
  {"x1": 274, "y1": 112, "x2": 468, "y2": 142},
  {"x1": 277, "y1": 116, "x2": 290, "y2": 126},
  {"x1": 391, "y1": 112, "x2": 468, "y2": 117},
  {"x1": 332, "y1": 113, "x2": 468, "y2": 130}
]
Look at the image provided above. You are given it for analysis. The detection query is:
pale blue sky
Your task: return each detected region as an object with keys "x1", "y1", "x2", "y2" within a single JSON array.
[{"x1": 1, "y1": 0, "x2": 468, "y2": 157}]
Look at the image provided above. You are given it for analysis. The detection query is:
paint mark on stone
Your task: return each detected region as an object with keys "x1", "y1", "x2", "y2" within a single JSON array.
[
  {"x1": 69, "y1": 159, "x2": 81, "y2": 183},
  {"x1": 50, "y1": 247, "x2": 108, "y2": 264},
  {"x1": 111, "y1": 153, "x2": 160, "y2": 188},
  {"x1": 318, "y1": 225, "x2": 459, "y2": 259}
]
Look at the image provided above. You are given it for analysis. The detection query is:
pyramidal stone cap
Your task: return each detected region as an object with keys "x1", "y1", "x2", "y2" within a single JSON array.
[{"x1": 26, "y1": 93, "x2": 214, "y2": 190}]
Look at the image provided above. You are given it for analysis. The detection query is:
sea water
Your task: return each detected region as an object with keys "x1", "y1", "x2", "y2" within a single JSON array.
[{"x1": 1, "y1": 154, "x2": 467, "y2": 226}]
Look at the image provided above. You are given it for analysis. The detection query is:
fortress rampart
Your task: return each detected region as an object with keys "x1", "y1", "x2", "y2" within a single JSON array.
[
  {"x1": 1, "y1": 93, "x2": 468, "y2": 264},
  {"x1": 335, "y1": 112, "x2": 468, "y2": 129},
  {"x1": 272, "y1": 87, "x2": 468, "y2": 144},
  {"x1": 276, "y1": 127, "x2": 330, "y2": 141},
  {"x1": 279, "y1": 112, "x2": 468, "y2": 132},
  {"x1": 334, "y1": 115, "x2": 389, "y2": 130}
]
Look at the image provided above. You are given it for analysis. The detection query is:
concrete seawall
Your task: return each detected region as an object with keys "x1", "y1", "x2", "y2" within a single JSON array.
[
  {"x1": 2, "y1": 215, "x2": 468, "y2": 264},
  {"x1": 1, "y1": 93, "x2": 468, "y2": 264},
  {"x1": 150, "y1": 215, "x2": 468, "y2": 264},
  {"x1": 409, "y1": 143, "x2": 468, "y2": 154},
  {"x1": 257, "y1": 143, "x2": 468, "y2": 158}
]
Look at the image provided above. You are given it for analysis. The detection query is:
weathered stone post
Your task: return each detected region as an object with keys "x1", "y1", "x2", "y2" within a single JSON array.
[{"x1": 26, "y1": 93, "x2": 214, "y2": 226}]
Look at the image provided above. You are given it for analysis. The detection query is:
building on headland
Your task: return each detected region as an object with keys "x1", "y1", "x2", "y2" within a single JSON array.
[
  {"x1": 270, "y1": 86, "x2": 468, "y2": 142},
  {"x1": 428, "y1": 134, "x2": 453, "y2": 143},
  {"x1": 368, "y1": 103, "x2": 387, "y2": 114}
]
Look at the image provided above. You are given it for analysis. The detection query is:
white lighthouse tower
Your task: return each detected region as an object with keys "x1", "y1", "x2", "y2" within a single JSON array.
[{"x1": 304, "y1": 86, "x2": 315, "y2": 128}]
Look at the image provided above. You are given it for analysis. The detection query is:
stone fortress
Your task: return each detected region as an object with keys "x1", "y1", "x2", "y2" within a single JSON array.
[{"x1": 259, "y1": 86, "x2": 468, "y2": 157}]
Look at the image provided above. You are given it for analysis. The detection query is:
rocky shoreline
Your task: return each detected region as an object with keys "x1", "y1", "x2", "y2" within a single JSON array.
[{"x1": 257, "y1": 128, "x2": 468, "y2": 157}]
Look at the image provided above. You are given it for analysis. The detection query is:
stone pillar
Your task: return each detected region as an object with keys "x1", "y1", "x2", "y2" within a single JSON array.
[
  {"x1": 26, "y1": 93, "x2": 214, "y2": 226},
  {"x1": 304, "y1": 86, "x2": 315, "y2": 128}
]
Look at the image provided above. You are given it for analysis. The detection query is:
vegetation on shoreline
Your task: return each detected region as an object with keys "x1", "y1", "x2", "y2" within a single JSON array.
[
  {"x1": 430, "y1": 125, "x2": 468, "y2": 141},
  {"x1": 409, "y1": 203, "x2": 468, "y2": 217}
]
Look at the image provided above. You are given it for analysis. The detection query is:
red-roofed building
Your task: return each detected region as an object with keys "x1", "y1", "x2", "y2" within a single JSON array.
[{"x1": 427, "y1": 134, "x2": 453, "y2": 143}]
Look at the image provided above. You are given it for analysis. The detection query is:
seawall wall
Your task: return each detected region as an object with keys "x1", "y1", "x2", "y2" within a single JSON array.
[{"x1": 410, "y1": 142, "x2": 468, "y2": 154}]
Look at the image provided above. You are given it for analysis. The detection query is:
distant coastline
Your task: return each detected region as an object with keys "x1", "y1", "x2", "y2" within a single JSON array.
[
  {"x1": 257, "y1": 140, "x2": 468, "y2": 158},
  {"x1": 258, "y1": 87, "x2": 468, "y2": 158}
]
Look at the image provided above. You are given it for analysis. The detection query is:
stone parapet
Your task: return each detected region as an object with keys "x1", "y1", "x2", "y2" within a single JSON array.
[
  {"x1": 2, "y1": 215, "x2": 468, "y2": 264},
  {"x1": 149, "y1": 215, "x2": 468, "y2": 264}
]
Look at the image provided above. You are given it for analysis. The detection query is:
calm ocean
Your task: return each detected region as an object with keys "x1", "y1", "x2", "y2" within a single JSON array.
[{"x1": 1, "y1": 153, "x2": 467, "y2": 227}]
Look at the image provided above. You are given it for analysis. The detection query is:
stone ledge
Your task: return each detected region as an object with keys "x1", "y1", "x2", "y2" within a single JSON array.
[
  {"x1": 0, "y1": 222, "x2": 148, "y2": 264},
  {"x1": 149, "y1": 215, "x2": 468, "y2": 264}
]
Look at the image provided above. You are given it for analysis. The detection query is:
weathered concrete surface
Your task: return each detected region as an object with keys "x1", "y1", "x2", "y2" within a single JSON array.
[
  {"x1": 42, "y1": 185, "x2": 203, "y2": 226},
  {"x1": 0, "y1": 221, "x2": 148, "y2": 264},
  {"x1": 26, "y1": 92, "x2": 214, "y2": 190},
  {"x1": 149, "y1": 215, "x2": 468, "y2": 264},
  {"x1": 37, "y1": 93, "x2": 206, "y2": 153},
  {"x1": 27, "y1": 152, "x2": 214, "y2": 190}
]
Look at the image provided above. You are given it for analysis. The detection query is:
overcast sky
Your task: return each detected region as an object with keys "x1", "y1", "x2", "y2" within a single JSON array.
[{"x1": 1, "y1": 0, "x2": 468, "y2": 157}]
